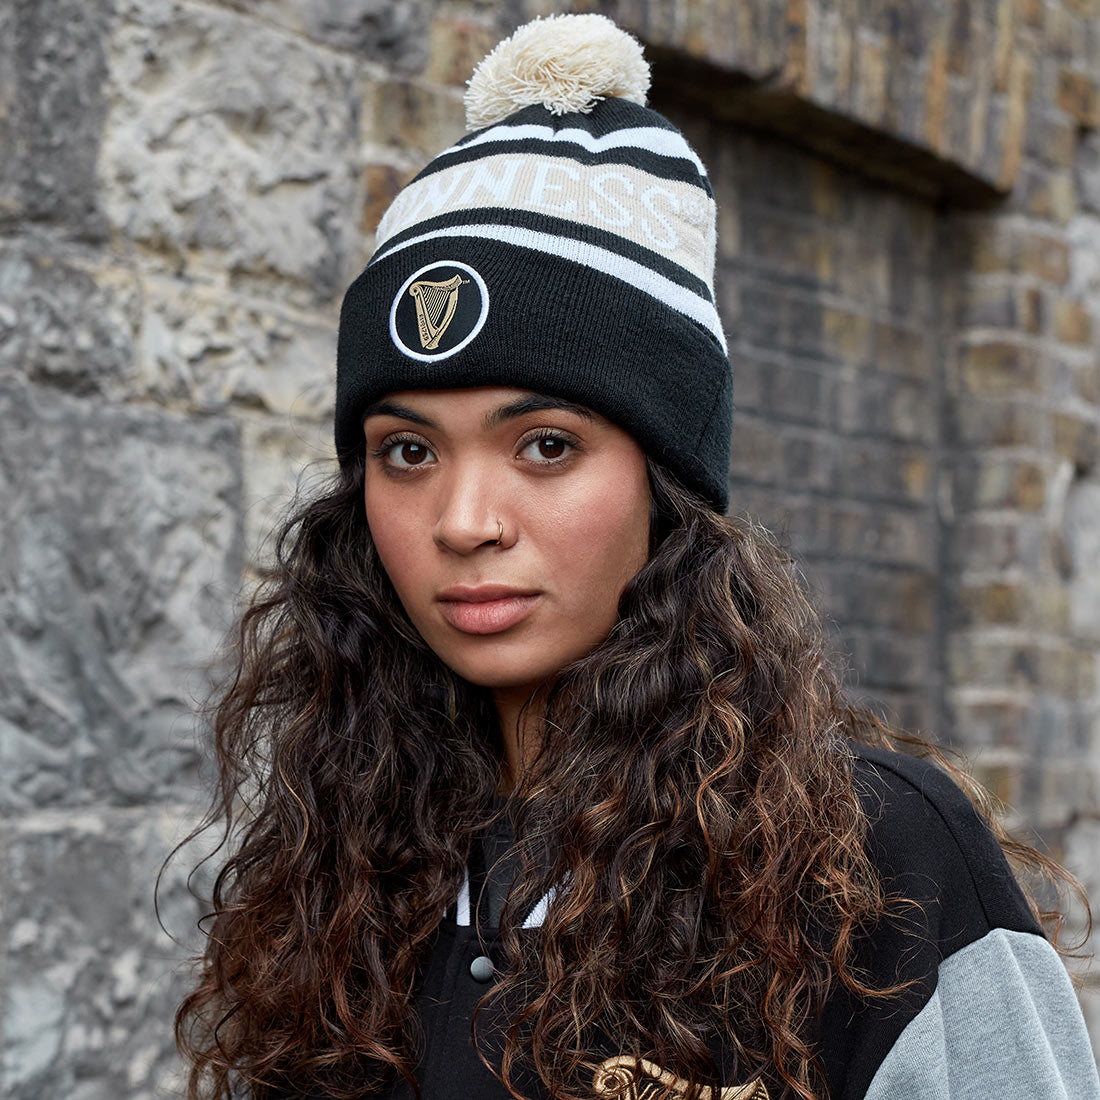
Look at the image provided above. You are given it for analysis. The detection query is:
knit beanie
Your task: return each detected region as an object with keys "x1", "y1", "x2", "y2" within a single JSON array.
[{"x1": 334, "y1": 14, "x2": 733, "y2": 511}]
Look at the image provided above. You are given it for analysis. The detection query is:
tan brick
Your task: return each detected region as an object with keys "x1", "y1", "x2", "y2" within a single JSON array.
[
  {"x1": 1045, "y1": 6, "x2": 1087, "y2": 57},
  {"x1": 953, "y1": 399, "x2": 1044, "y2": 448},
  {"x1": 365, "y1": 79, "x2": 467, "y2": 158},
  {"x1": 880, "y1": 694, "x2": 938, "y2": 739},
  {"x1": 999, "y1": 54, "x2": 1033, "y2": 190},
  {"x1": 900, "y1": 573, "x2": 936, "y2": 631},
  {"x1": 1049, "y1": 172, "x2": 1077, "y2": 224},
  {"x1": 1017, "y1": 285, "x2": 1044, "y2": 334},
  {"x1": 1053, "y1": 411, "x2": 1100, "y2": 469},
  {"x1": 1026, "y1": 109, "x2": 1078, "y2": 170},
  {"x1": 1054, "y1": 300, "x2": 1093, "y2": 345},
  {"x1": 1017, "y1": 0, "x2": 1045, "y2": 26},
  {"x1": 823, "y1": 306, "x2": 872, "y2": 362},
  {"x1": 853, "y1": 29, "x2": 887, "y2": 124},
  {"x1": 873, "y1": 321, "x2": 932, "y2": 379},
  {"x1": 953, "y1": 582, "x2": 1071, "y2": 631},
  {"x1": 949, "y1": 515, "x2": 1048, "y2": 572},
  {"x1": 957, "y1": 282, "x2": 1017, "y2": 329},
  {"x1": 361, "y1": 162, "x2": 416, "y2": 234},
  {"x1": 970, "y1": 758, "x2": 1024, "y2": 806},
  {"x1": 957, "y1": 282, "x2": 1044, "y2": 334},
  {"x1": 1039, "y1": 646, "x2": 1098, "y2": 697},
  {"x1": 835, "y1": 439, "x2": 932, "y2": 503},
  {"x1": 682, "y1": 0, "x2": 716, "y2": 59},
  {"x1": 425, "y1": 18, "x2": 497, "y2": 88},
  {"x1": 948, "y1": 636, "x2": 1042, "y2": 688},
  {"x1": 954, "y1": 454, "x2": 1047, "y2": 512},
  {"x1": 825, "y1": 15, "x2": 854, "y2": 108},
  {"x1": 903, "y1": 456, "x2": 932, "y2": 500},
  {"x1": 716, "y1": 198, "x2": 741, "y2": 261},
  {"x1": 966, "y1": 62, "x2": 994, "y2": 166},
  {"x1": 1019, "y1": 233, "x2": 1070, "y2": 284},
  {"x1": 738, "y1": 0, "x2": 757, "y2": 60},
  {"x1": 1042, "y1": 116, "x2": 1077, "y2": 169},
  {"x1": 1075, "y1": 359, "x2": 1100, "y2": 403},
  {"x1": 1034, "y1": 585, "x2": 1072, "y2": 632},
  {"x1": 1013, "y1": 462, "x2": 1046, "y2": 511},
  {"x1": 733, "y1": 416, "x2": 786, "y2": 485},
  {"x1": 969, "y1": 223, "x2": 1020, "y2": 274},
  {"x1": 1057, "y1": 69, "x2": 1100, "y2": 126},
  {"x1": 783, "y1": 0, "x2": 811, "y2": 96},
  {"x1": 925, "y1": 35, "x2": 949, "y2": 150},
  {"x1": 814, "y1": 159, "x2": 844, "y2": 216},
  {"x1": 953, "y1": 581, "x2": 1029, "y2": 627},
  {"x1": 1020, "y1": 172, "x2": 1053, "y2": 220},
  {"x1": 976, "y1": 458, "x2": 1046, "y2": 510},
  {"x1": 955, "y1": 700, "x2": 1029, "y2": 750},
  {"x1": 742, "y1": 211, "x2": 823, "y2": 281},
  {"x1": 961, "y1": 341, "x2": 1041, "y2": 394},
  {"x1": 993, "y1": 0, "x2": 1017, "y2": 93},
  {"x1": 829, "y1": 502, "x2": 934, "y2": 567},
  {"x1": 1020, "y1": 168, "x2": 1077, "y2": 225}
]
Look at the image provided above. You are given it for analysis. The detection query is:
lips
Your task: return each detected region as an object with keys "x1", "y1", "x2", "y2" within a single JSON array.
[{"x1": 436, "y1": 585, "x2": 542, "y2": 635}]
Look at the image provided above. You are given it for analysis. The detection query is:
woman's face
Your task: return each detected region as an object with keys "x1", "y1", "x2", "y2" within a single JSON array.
[{"x1": 362, "y1": 387, "x2": 651, "y2": 694}]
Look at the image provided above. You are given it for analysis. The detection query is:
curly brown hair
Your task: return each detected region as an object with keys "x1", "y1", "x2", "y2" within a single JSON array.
[{"x1": 171, "y1": 454, "x2": 1089, "y2": 1100}]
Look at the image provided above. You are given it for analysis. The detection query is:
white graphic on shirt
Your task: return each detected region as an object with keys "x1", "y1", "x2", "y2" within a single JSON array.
[{"x1": 591, "y1": 1055, "x2": 768, "y2": 1100}]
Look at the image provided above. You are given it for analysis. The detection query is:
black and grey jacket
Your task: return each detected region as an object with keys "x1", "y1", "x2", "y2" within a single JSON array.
[{"x1": 375, "y1": 744, "x2": 1100, "y2": 1099}]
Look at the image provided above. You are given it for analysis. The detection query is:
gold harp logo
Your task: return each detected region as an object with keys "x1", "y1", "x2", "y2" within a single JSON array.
[
  {"x1": 591, "y1": 1056, "x2": 769, "y2": 1100},
  {"x1": 409, "y1": 274, "x2": 466, "y2": 350}
]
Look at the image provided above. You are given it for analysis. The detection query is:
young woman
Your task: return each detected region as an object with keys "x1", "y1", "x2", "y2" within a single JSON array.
[{"x1": 174, "y1": 15, "x2": 1100, "y2": 1100}]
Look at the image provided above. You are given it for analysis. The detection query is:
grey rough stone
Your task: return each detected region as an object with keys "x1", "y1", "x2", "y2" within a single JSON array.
[
  {"x1": 1066, "y1": 212, "x2": 1100, "y2": 301},
  {"x1": 101, "y1": 0, "x2": 362, "y2": 302},
  {"x1": 219, "y1": 0, "x2": 432, "y2": 72},
  {"x1": 0, "y1": 378, "x2": 243, "y2": 810},
  {"x1": 2, "y1": 808, "x2": 207, "y2": 1100},
  {"x1": 0, "y1": 242, "x2": 139, "y2": 397},
  {"x1": 1078, "y1": 131, "x2": 1100, "y2": 216},
  {"x1": 0, "y1": 0, "x2": 111, "y2": 236},
  {"x1": 0, "y1": 4, "x2": 16, "y2": 220},
  {"x1": 1065, "y1": 475, "x2": 1100, "y2": 644},
  {"x1": 1062, "y1": 815, "x2": 1100, "y2": 1024},
  {"x1": 239, "y1": 413, "x2": 334, "y2": 571},
  {"x1": 139, "y1": 275, "x2": 335, "y2": 418}
]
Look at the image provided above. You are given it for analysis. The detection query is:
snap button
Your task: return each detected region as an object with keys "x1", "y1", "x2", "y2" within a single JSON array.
[{"x1": 469, "y1": 955, "x2": 495, "y2": 982}]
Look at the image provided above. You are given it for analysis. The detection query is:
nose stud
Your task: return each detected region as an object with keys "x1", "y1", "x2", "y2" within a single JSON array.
[{"x1": 495, "y1": 519, "x2": 504, "y2": 545}]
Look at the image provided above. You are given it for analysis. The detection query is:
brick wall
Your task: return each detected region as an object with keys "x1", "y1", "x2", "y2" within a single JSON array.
[
  {"x1": 680, "y1": 118, "x2": 946, "y2": 738},
  {"x1": 1, "y1": 0, "x2": 1097, "y2": 1093}
]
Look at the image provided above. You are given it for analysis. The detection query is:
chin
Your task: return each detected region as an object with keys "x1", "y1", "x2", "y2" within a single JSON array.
[{"x1": 435, "y1": 643, "x2": 572, "y2": 692}]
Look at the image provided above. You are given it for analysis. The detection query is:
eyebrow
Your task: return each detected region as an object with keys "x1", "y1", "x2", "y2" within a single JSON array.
[{"x1": 362, "y1": 394, "x2": 597, "y2": 432}]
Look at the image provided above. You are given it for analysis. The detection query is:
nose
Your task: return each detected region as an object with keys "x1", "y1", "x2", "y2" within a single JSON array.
[{"x1": 432, "y1": 462, "x2": 509, "y2": 554}]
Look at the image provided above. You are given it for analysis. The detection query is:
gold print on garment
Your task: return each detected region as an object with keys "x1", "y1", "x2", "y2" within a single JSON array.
[
  {"x1": 409, "y1": 274, "x2": 465, "y2": 349},
  {"x1": 591, "y1": 1055, "x2": 769, "y2": 1100}
]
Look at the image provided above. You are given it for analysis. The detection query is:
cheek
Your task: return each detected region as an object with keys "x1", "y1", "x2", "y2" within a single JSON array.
[
  {"x1": 541, "y1": 465, "x2": 650, "y2": 618},
  {"x1": 365, "y1": 484, "x2": 424, "y2": 603}
]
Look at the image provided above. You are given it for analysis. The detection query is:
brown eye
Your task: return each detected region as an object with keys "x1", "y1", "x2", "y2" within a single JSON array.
[
  {"x1": 398, "y1": 442, "x2": 429, "y2": 465},
  {"x1": 379, "y1": 438, "x2": 436, "y2": 468},
  {"x1": 537, "y1": 438, "x2": 566, "y2": 459},
  {"x1": 519, "y1": 432, "x2": 577, "y2": 465}
]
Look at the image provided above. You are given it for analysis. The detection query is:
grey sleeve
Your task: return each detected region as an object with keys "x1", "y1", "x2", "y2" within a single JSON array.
[{"x1": 864, "y1": 927, "x2": 1100, "y2": 1100}]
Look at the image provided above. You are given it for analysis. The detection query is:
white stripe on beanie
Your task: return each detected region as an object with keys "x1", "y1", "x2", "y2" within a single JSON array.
[
  {"x1": 447, "y1": 122, "x2": 710, "y2": 177},
  {"x1": 373, "y1": 221, "x2": 728, "y2": 353},
  {"x1": 376, "y1": 153, "x2": 717, "y2": 288}
]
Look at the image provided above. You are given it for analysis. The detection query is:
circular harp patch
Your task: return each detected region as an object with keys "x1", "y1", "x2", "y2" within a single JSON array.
[{"x1": 390, "y1": 261, "x2": 489, "y2": 361}]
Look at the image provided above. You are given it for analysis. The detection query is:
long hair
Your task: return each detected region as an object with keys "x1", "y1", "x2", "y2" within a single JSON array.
[{"x1": 172, "y1": 454, "x2": 1089, "y2": 1100}]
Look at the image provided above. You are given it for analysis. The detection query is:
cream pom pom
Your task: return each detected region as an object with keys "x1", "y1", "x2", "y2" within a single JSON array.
[{"x1": 463, "y1": 14, "x2": 650, "y2": 130}]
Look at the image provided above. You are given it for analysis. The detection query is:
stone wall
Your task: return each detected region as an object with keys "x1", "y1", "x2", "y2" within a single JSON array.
[{"x1": 1, "y1": 0, "x2": 1097, "y2": 1094}]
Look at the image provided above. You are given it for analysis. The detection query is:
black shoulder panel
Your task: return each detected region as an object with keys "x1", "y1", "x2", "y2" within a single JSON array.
[{"x1": 816, "y1": 741, "x2": 1042, "y2": 1099}]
